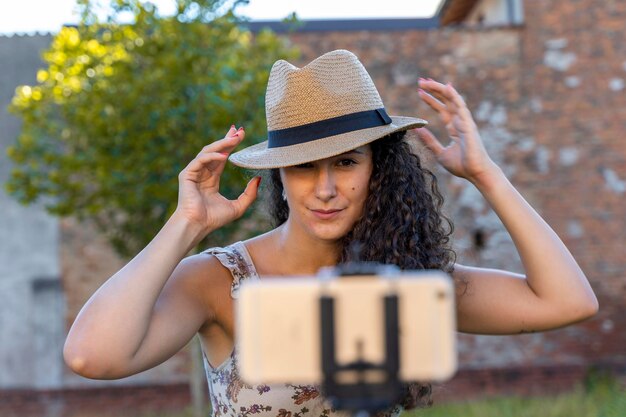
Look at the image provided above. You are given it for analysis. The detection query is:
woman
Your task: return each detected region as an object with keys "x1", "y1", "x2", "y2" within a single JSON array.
[{"x1": 64, "y1": 50, "x2": 598, "y2": 416}]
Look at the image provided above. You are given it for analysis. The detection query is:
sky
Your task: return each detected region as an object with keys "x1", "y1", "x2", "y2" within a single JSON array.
[{"x1": 0, "y1": 0, "x2": 444, "y2": 35}]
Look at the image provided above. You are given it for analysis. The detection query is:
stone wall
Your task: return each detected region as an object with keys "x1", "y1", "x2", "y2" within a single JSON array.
[{"x1": 283, "y1": 1, "x2": 625, "y2": 370}]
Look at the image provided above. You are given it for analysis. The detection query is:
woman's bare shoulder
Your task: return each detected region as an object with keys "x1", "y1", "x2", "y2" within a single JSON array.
[
  {"x1": 170, "y1": 251, "x2": 237, "y2": 324},
  {"x1": 178, "y1": 250, "x2": 236, "y2": 290}
]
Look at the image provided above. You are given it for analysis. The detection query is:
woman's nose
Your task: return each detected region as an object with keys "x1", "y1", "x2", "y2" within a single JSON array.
[{"x1": 314, "y1": 167, "x2": 337, "y2": 201}]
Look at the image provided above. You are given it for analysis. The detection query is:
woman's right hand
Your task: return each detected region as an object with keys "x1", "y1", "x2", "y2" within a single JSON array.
[{"x1": 174, "y1": 125, "x2": 261, "y2": 233}]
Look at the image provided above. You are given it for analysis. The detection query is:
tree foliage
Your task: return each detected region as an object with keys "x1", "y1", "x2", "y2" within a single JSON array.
[{"x1": 6, "y1": 0, "x2": 299, "y2": 257}]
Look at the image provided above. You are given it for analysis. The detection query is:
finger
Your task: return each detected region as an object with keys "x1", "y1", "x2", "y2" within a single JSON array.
[
  {"x1": 445, "y1": 122, "x2": 462, "y2": 144},
  {"x1": 415, "y1": 127, "x2": 445, "y2": 157},
  {"x1": 451, "y1": 115, "x2": 466, "y2": 137},
  {"x1": 418, "y1": 78, "x2": 450, "y2": 95},
  {"x1": 417, "y1": 88, "x2": 447, "y2": 115},
  {"x1": 199, "y1": 126, "x2": 245, "y2": 156},
  {"x1": 419, "y1": 79, "x2": 459, "y2": 114},
  {"x1": 232, "y1": 176, "x2": 261, "y2": 217},
  {"x1": 418, "y1": 79, "x2": 449, "y2": 101},
  {"x1": 221, "y1": 127, "x2": 246, "y2": 154},
  {"x1": 197, "y1": 128, "x2": 243, "y2": 177},
  {"x1": 445, "y1": 84, "x2": 475, "y2": 125},
  {"x1": 184, "y1": 152, "x2": 229, "y2": 178},
  {"x1": 190, "y1": 127, "x2": 246, "y2": 189}
]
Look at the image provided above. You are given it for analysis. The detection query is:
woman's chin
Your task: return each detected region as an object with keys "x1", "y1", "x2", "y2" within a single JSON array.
[{"x1": 308, "y1": 224, "x2": 352, "y2": 243}]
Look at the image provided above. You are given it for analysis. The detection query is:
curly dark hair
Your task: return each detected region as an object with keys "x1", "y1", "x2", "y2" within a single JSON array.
[{"x1": 265, "y1": 130, "x2": 458, "y2": 411}]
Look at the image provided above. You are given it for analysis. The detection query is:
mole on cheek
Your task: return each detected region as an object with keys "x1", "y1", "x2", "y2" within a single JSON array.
[{"x1": 352, "y1": 187, "x2": 355, "y2": 191}]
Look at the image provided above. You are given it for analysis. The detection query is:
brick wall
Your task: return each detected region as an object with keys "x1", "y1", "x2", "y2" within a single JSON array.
[
  {"x1": 281, "y1": 6, "x2": 625, "y2": 371},
  {"x1": 0, "y1": 384, "x2": 193, "y2": 417}
]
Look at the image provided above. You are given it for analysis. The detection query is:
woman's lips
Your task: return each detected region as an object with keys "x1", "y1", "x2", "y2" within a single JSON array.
[{"x1": 311, "y1": 209, "x2": 343, "y2": 220}]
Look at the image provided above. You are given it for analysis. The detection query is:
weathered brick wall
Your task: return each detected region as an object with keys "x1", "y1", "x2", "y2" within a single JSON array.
[
  {"x1": 282, "y1": 8, "x2": 625, "y2": 370},
  {"x1": 519, "y1": 0, "x2": 625, "y2": 364},
  {"x1": 0, "y1": 384, "x2": 193, "y2": 417}
]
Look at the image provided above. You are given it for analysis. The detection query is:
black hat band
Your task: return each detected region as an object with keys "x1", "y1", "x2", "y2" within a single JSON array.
[{"x1": 267, "y1": 108, "x2": 392, "y2": 149}]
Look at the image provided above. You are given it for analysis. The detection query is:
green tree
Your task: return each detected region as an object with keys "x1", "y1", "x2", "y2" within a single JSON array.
[{"x1": 6, "y1": 0, "x2": 299, "y2": 257}]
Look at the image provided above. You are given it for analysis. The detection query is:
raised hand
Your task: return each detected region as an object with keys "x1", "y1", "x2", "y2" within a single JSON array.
[
  {"x1": 415, "y1": 79, "x2": 499, "y2": 184},
  {"x1": 175, "y1": 125, "x2": 261, "y2": 233}
]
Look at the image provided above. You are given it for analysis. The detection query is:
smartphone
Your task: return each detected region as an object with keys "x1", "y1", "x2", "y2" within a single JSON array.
[{"x1": 236, "y1": 269, "x2": 457, "y2": 385}]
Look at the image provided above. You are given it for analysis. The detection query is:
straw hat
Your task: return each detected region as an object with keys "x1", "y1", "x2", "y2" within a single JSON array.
[{"x1": 229, "y1": 49, "x2": 427, "y2": 169}]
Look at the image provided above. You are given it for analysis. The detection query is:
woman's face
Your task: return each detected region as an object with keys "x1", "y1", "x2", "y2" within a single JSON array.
[{"x1": 280, "y1": 145, "x2": 373, "y2": 242}]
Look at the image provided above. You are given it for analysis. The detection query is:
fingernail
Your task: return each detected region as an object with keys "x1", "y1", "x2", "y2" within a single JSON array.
[
  {"x1": 257, "y1": 176, "x2": 262, "y2": 185},
  {"x1": 238, "y1": 127, "x2": 244, "y2": 131},
  {"x1": 418, "y1": 88, "x2": 425, "y2": 93},
  {"x1": 220, "y1": 152, "x2": 229, "y2": 156}
]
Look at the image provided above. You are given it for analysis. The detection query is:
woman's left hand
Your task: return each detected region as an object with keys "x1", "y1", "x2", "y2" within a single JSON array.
[{"x1": 415, "y1": 78, "x2": 499, "y2": 184}]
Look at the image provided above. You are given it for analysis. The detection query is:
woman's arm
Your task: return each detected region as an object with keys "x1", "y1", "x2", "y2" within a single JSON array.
[
  {"x1": 64, "y1": 214, "x2": 208, "y2": 379},
  {"x1": 63, "y1": 126, "x2": 260, "y2": 378},
  {"x1": 416, "y1": 79, "x2": 598, "y2": 335},
  {"x1": 452, "y1": 166, "x2": 598, "y2": 334}
]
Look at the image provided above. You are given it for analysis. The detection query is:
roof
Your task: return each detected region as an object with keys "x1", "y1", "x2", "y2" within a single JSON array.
[
  {"x1": 244, "y1": 17, "x2": 439, "y2": 32},
  {"x1": 439, "y1": 0, "x2": 481, "y2": 25}
]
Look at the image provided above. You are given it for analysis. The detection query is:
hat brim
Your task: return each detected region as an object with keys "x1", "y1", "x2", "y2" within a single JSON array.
[{"x1": 229, "y1": 116, "x2": 427, "y2": 169}]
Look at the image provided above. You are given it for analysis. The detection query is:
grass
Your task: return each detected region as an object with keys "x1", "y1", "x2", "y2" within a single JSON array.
[{"x1": 409, "y1": 372, "x2": 625, "y2": 417}]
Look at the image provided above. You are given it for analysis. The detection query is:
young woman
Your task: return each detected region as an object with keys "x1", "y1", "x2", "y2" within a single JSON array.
[{"x1": 64, "y1": 50, "x2": 598, "y2": 416}]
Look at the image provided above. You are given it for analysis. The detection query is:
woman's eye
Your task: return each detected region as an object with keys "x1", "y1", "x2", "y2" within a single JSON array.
[{"x1": 338, "y1": 159, "x2": 357, "y2": 167}]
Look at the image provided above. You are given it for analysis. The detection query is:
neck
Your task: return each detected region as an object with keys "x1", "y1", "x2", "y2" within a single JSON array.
[{"x1": 272, "y1": 221, "x2": 342, "y2": 275}]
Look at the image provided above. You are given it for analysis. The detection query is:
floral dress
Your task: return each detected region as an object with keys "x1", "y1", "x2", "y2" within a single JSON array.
[{"x1": 201, "y1": 242, "x2": 404, "y2": 417}]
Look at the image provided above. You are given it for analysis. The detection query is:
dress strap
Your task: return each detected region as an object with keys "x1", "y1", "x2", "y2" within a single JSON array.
[{"x1": 203, "y1": 241, "x2": 260, "y2": 299}]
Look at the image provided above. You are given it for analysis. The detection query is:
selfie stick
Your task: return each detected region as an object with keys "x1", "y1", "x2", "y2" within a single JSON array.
[{"x1": 319, "y1": 261, "x2": 404, "y2": 416}]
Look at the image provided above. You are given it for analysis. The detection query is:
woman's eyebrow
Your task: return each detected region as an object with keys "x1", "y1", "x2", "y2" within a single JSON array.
[{"x1": 339, "y1": 149, "x2": 364, "y2": 156}]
